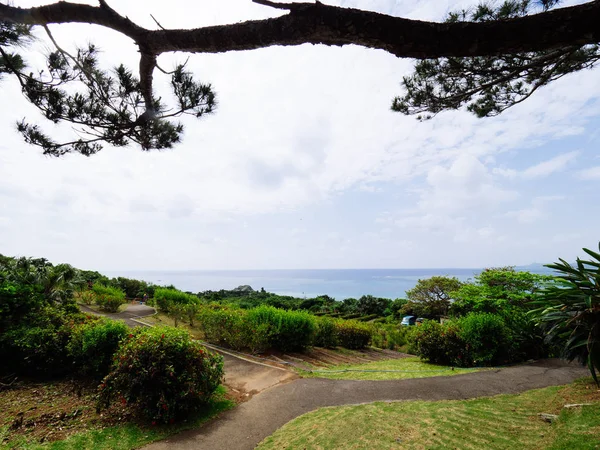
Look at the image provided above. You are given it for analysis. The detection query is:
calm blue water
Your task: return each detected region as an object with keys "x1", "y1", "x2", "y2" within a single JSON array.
[{"x1": 103, "y1": 267, "x2": 554, "y2": 300}]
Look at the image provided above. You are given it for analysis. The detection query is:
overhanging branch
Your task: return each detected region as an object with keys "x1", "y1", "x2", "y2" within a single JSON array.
[{"x1": 1, "y1": 1, "x2": 600, "y2": 59}]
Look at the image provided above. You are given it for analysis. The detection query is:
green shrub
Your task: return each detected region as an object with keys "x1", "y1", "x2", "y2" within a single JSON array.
[
  {"x1": 314, "y1": 317, "x2": 338, "y2": 348},
  {"x1": 413, "y1": 314, "x2": 513, "y2": 367},
  {"x1": 97, "y1": 326, "x2": 223, "y2": 423},
  {"x1": 77, "y1": 289, "x2": 96, "y2": 305},
  {"x1": 246, "y1": 306, "x2": 316, "y2": 352},
  {"x1": 0, "y1": 308, "x2": 87, "y2": 376},
  {"x1": 334, "y1": 319, "x2": 371, "y2": 349},
  {"x1": 92, "y1": 284, "x2": 126, "y2": 313},
  {"x1": 154, "y1": 287, "x2": 199, "y2": 313},
  {"x1": 197, "y1": 305, "x2": 248, "y2": 350},
  {"x1": 67, "y1": 317, "x2": 128, "y2": 377},
  {"x1": 370, "y1": 323, "x2": 409, "y2": 350},
  {"x1": 1, "y1": 325, "x2": 70, "y2": 375},
  {"x1": 457, "y1": 313, "x2": 511, "y2": 365},
  {"x1": 0, "y1": 281, "x2": 45, "y2": 329},
  {"x1": 412, "y1": 320, "x2": 469, "y2": 366}
]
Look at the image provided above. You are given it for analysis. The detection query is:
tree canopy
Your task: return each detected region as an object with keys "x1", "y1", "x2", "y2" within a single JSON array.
[{"x1": 1, "y1": 0, "x2": 599, "y2": 155}]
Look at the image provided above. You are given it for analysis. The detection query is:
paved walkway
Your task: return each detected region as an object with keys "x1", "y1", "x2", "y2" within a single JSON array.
[
  {"x1": 79, "y1": 303, "x2": 156, "y2": 327},
  {"x1": 144, "y1": 359, "x2": 587, "y2": 450}
]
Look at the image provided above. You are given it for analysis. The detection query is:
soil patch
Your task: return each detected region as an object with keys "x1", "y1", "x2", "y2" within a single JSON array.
[{"x1": 0, "y1": 378, "x2": 130, "y2": 446}]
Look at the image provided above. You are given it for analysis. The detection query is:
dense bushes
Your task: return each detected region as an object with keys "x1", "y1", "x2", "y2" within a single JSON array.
[
  {"x1": 197, "y1": 306, "x2": 248, "y2": 350},
  {"x1": 97, "y1": 327, "x2": 223, "y2": 423},
  {"x1": 334, "y1": 319, "x2": 371, "y2": 349},
  {"x1": 246, "y1": 306, "x2": 316, "y2": 352},
  {"x1": 0, "y1": 305, "x2": 87, "y2": 376},
  {"x1": 413, "y1": 313, "x2": 526, "y2": 367},
  {"x1": 314, "y1": 317, "x2": 338, "y2": 348},
  {"x1": 458, "y1": 313, "x2": 510, "y2": 365},
  {"x1": 154, "y1": 287, "x2": 199, "y2": 313},
  {"x1": 67, "y1": 317, "x2": 129, "y2": 377},
  {"x1": 370, "y1": 323, "x2": 410, "y2": 350},
  {"x1": 92, "y1": 284, "x2": 127, "y2": 313},
  {"x1": 194, "y1": 305, "x2": 375, "y2": 352},
  {"x1": 197, "y1": 305, "x2": 317, "y2": 352}
]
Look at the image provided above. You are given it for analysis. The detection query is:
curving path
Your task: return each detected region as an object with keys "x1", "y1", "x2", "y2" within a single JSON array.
[
  {"x1": 79, "y1": 303, "x2": 156, "y2": 327},
  {"x1": 144, "y1": 359, "x2": 587, "y2": 450}
]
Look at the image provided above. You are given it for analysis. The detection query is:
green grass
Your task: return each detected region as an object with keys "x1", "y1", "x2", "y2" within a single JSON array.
[
  {"x1": 257, "y1": 378, "x2": 600, "y2": 450},
  {"x1": 0, "y1": 386, "x2": 234, "y2": 450},
  {"x1": 300, "y1": 356, "x2": 487, "y2": 380}
]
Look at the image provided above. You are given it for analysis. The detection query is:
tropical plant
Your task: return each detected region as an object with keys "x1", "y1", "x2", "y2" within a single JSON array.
[
  {"x1": 0, "y1": 256, "x2": 82, "y2": 304},
  {"x1": 532, "y1": 243, "x2": 600, "y2": 384}
]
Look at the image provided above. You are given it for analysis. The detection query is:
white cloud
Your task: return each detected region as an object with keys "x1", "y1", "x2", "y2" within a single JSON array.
[
  {"x1": 521, "y1": 151, "x2": 579, "y2": 179},
  {"x1": 578, "y1": 166, "x2": 600, "y2": 180},
  {"x1": 0, "y1": 0, "x2": 599, "y2": 270},
  {"x1": 505, "y1": 196, "x2": 565, "y2": 224}
]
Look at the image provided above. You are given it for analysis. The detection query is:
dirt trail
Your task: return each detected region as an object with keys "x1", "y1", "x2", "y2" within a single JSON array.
[{"x1": 144, "y1": 359, "x2": 587, "y2": 450}]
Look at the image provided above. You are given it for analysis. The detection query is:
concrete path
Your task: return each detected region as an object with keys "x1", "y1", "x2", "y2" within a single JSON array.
[
  {"x1": 220, "y1": 353, "x2": 297, "y2": 398},
  {"x1": 79, "y1": 303, "x2": 156, "y2": 327},
  {"x1": 144, "y1": 359, "x2": 587, "y2": 450}
]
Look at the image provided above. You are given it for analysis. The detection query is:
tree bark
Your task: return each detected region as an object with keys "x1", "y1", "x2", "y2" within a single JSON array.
[{"x1": 1, "y1": 1, "x2": 600, "y2": 59}]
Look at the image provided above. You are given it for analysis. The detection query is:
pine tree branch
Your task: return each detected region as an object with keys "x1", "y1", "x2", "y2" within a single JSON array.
[{"x1": 1, "y1": 1, "x2": 600, "y2": 59}]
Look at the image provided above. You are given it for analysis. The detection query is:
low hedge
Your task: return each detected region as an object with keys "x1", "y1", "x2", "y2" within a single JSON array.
[
  {"x1": 314, "y1": 317, "x2": 338, "y2": 348},
  {"x1": 246, "y1": 306, "x2": 316, "y2": 352},
  {"x1": 197, "y1": 305, "x2": 248, "y2": 350},
  {"x1": 195, "y1": 305, "x2": 373, "y2": 352},
  {"x1": 334, "y1": 319, "x2": 371, "y2": 349}
]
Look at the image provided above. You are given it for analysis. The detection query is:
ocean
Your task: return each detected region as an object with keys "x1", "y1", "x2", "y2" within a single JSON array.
[{"x1": 102, "y1": 267, "x2": 554, "y2": 300}]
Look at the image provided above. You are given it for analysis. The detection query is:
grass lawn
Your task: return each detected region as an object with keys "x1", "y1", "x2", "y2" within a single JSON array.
[
  {"x1": 257, "y1": 378, "x2": 600, "y2": 450},
  {"x1": 300, "y1": 356, "x2": 487, "y2": 381},
  {"x1": 0, "y1": 382, "x2": 234, "y2": 450}
]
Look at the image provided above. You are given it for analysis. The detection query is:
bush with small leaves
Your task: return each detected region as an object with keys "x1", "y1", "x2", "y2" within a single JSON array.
[
  {"x1": 0, "y1": 307, "x2": 88, "y2": 376},
  {"x1": 67, "y1": 317, "x2": 128, "y2": 377},
  {"x1": 92, "y1": 284, "x2": 126, "y2": 313},
  {"x1": 97, "y1": 326, "x2": 223, "y2": 423},
  {"x1": 154, "y1": 287, "x2": 199, "y2": 313},
  {"x1": 412, "y1": 320, "x2": 468, "y2": 366},
  {"x1": 314, "y1": 317, "x2": 338, "y2": 348},
  {"x1": 334, "y1": 319, "x2": 371, "y2": 349},
  {"x1": 456, "y1": 313, "x2": 511, "y2": 365}
]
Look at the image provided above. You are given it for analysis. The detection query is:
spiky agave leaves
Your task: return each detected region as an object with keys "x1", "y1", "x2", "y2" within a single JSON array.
[{"x1": 531, "y1": 243, "x2": 600, "y2": 385}]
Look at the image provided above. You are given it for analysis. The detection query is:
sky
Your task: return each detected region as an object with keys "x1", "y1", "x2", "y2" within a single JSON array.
[{"x1": 0, "y1": 0, "x2": 598, "y2": 271}]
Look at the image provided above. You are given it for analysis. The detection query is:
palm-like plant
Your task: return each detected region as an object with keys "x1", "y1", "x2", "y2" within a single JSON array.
[
  {"x1": 0, "y1": 257, "x2": 82, "y2": 304},
  {"x1": 532, "y1": 243, "x2": 600, "y2": 384}
]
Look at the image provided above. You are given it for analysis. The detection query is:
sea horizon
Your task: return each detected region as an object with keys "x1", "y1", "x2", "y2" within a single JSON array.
[{"x1": 103, "y1": 265, "x2": 554, "y2": 300}]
